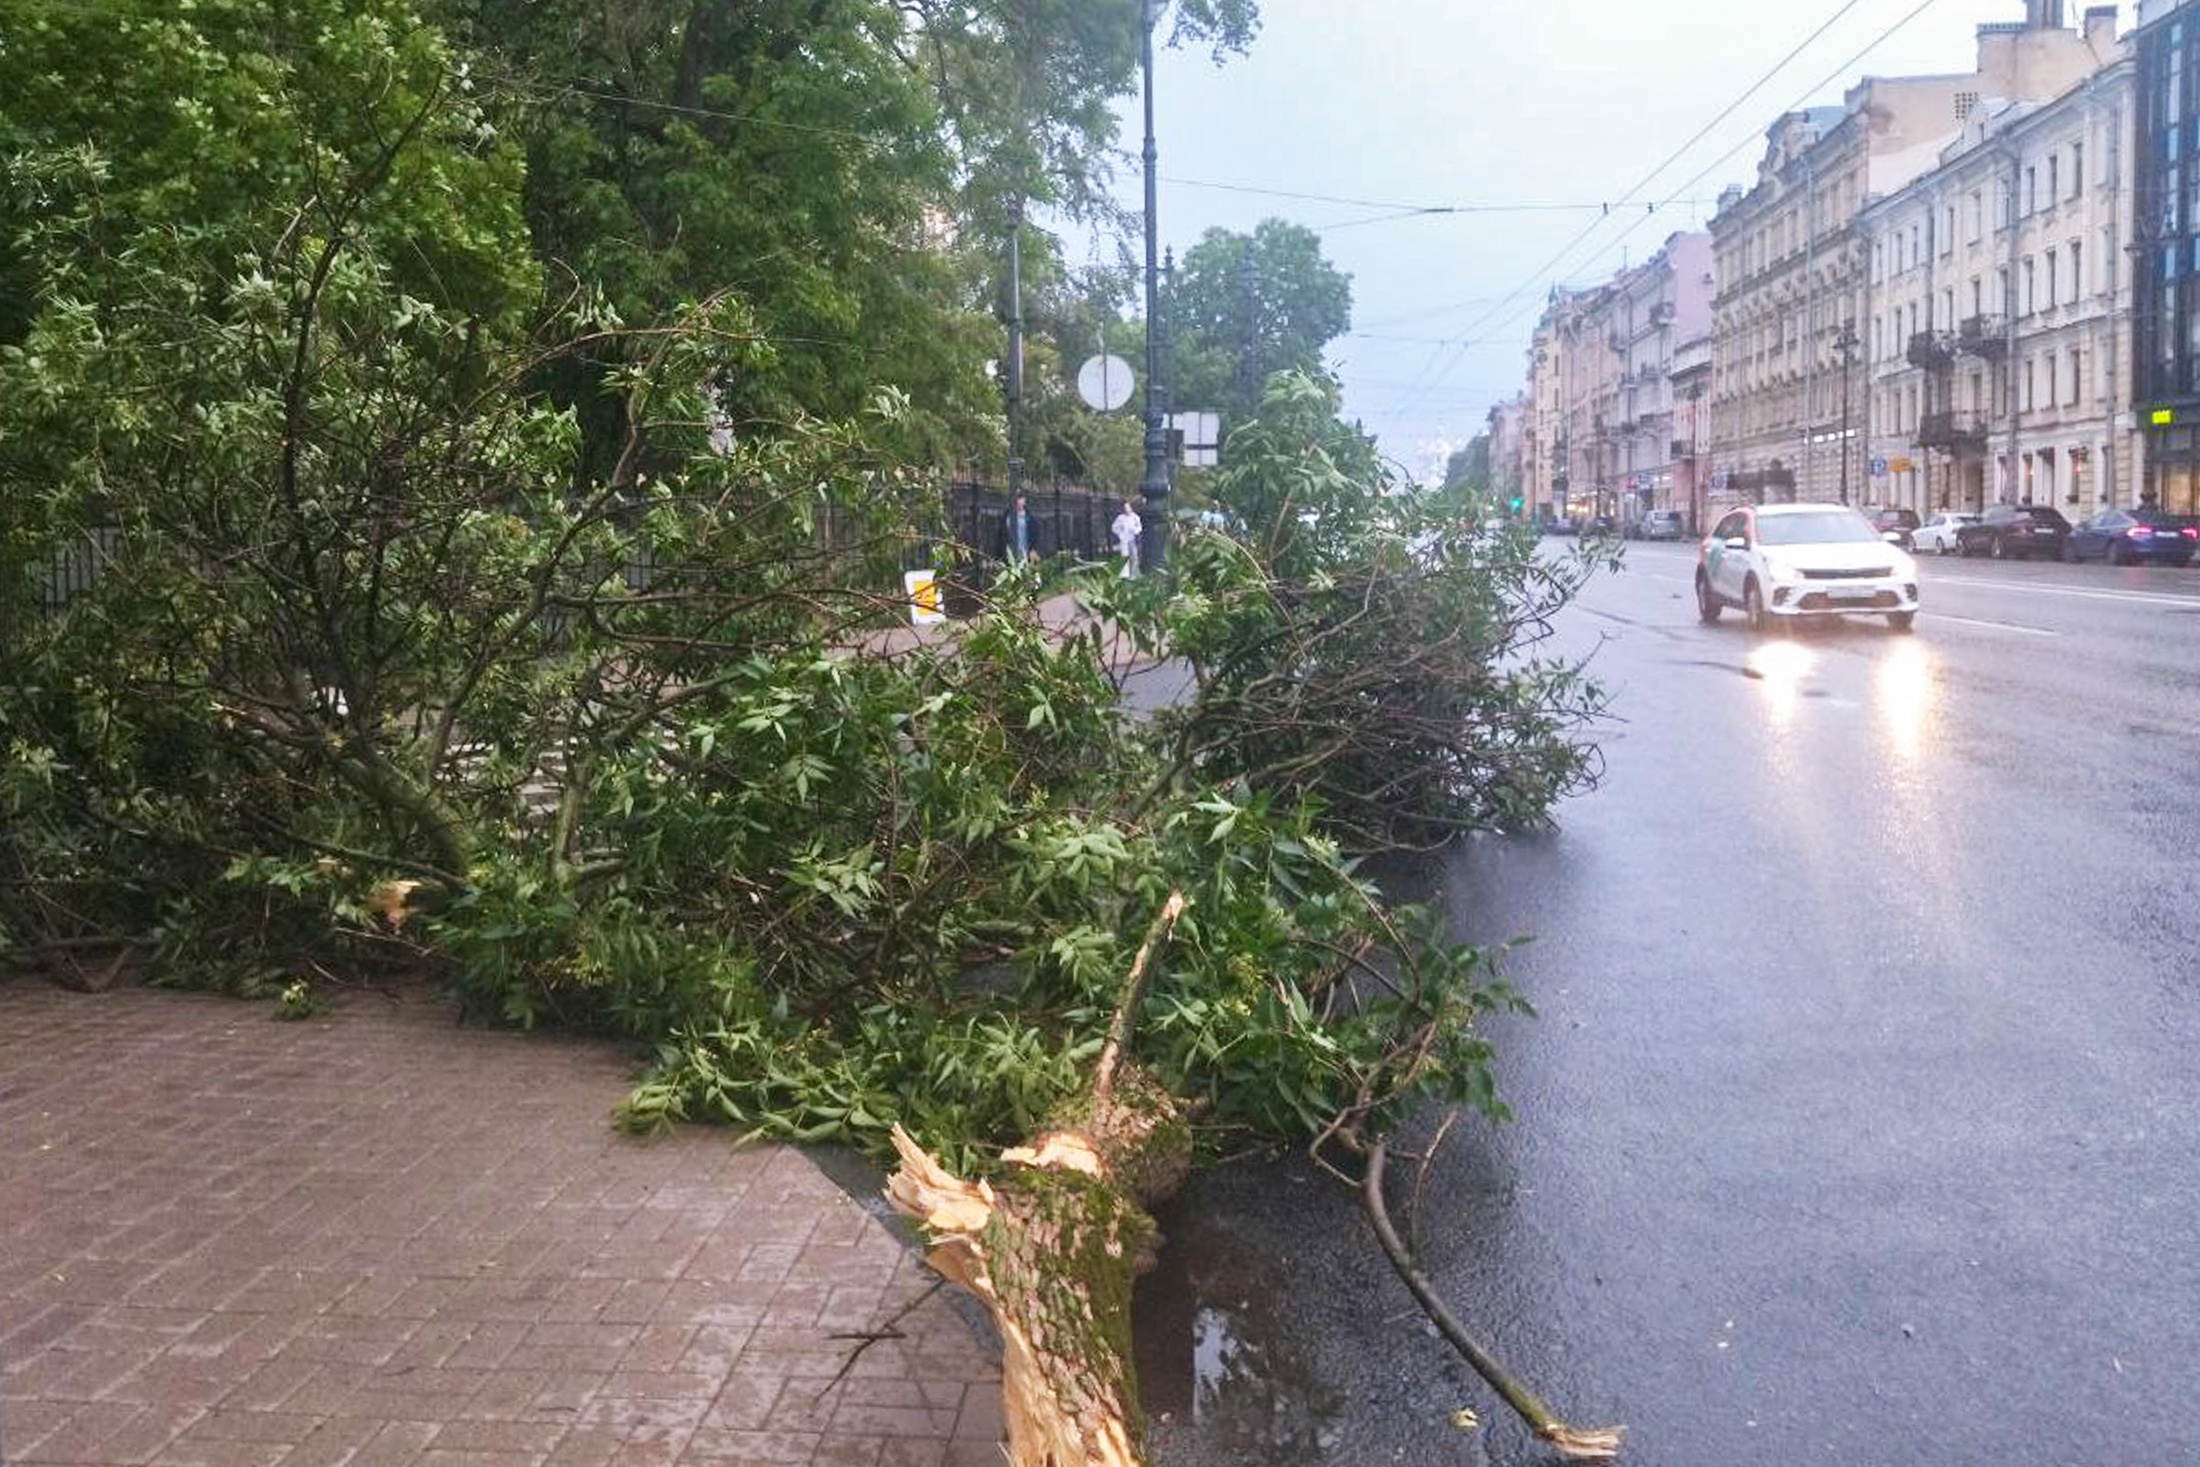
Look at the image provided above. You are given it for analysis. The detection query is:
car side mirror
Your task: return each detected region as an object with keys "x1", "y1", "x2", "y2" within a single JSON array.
[{"x1": 1724, "y1": 536, "x2": 1748, "y2": 550}]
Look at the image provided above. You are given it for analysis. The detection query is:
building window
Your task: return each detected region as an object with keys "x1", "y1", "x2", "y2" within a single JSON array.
[
  {"x1": 2025, "y1": 358, "x2": 2035, "y2": 412},
  {"x1": 2049, "y1": 155, "x2": 2060, "y2": 203},
  {"x1": 2046, "y1": 249, "x2": 2059, "y2": 309},
  {"x1": 1972, "y1": 277, "x2": 1985, "y2": 318},
  {"x1": 2068, "y1": 348, "x2": 2083, "y2": 406},
  {"x1": 2024, "y1": 257, "x2": 2037, "y2": 315},
  {"x1": 2071, "y1": 240, "x2": 2083, "y2": 302},
  {"x1": 2026, "y1": 166, "x2": 2038, "y2": 215},
  {"x1": 1944, "y1": 206, "x2": 1955, "y2": 255},
  {"x1": 1969, "y1": 191, "x2": 1984, "y2": 242},
  {"x1": 1943, "y1": 288, "x2": 1955, "y2": 329},
  {"x1": 2072, "y1": 141, "x2": 2085, "y2": 197}
]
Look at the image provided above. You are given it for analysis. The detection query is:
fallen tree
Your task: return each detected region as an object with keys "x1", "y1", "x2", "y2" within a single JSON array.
[{"x1": 1, "y1": 84, "x2": 1620, "y2": 1442}]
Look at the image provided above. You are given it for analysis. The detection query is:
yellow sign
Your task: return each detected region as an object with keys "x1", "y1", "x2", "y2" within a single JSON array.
[
  {"x1": 2153, "y1": 407, "x2": 2177, "y2": 427},
  {"x1": 903, "y1": 570, "x2": 946, "y2": 627},
  {"x1": 1888, "y1": 456, "x2": 1914, "y2": 474}
]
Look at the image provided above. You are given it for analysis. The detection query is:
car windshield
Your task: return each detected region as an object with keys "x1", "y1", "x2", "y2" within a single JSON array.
[{"x1": 1755, "y1": 510, "x2": 1882, "y2": 547}]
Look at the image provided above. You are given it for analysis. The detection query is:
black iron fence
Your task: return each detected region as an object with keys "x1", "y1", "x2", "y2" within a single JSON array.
[
  {"x1": 944, "y1": 479, "x2": 1124, "y2": 569},
  {"x1": 20, "y1": 480, "x2": 1131, "y2": 628}
]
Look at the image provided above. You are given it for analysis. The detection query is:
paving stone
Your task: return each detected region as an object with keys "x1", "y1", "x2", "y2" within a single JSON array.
[{"x1": 0, "y1": 981, "x2": 1000, "y2": 1465}]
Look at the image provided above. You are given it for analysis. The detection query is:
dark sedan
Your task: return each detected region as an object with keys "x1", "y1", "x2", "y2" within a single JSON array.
[
  {"x1": 1864, "y1": 506, "x2": 1920, "y2": 551},
  {"x1": 2063, "y1": 507, "x2": 2200, "y2": 566},
  {"x1": 1955, "y1": 503, "x2": 2073, "y2": 560}
]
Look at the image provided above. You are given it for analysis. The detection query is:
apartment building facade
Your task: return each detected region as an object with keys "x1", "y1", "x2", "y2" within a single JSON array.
[
  {"x1": 1485, "y1": 395, "x2": 1529, "y2": 508},
  {"x1": 1516, "y1": 234, "x2": 1711, "y2": 527},
  {"x1": 1708, "y1": 3, "x2": 2109, "y2": 511},
  {"x1": 2134, "y1": 0, "x2": 2200, "y2": 510},
  {"x1": 1859, "y1": 37, "x2": 2135, "y2": 522}
]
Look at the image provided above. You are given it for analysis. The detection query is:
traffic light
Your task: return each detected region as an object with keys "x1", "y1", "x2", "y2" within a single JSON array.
[{"x1": 1508, "y1": 496, "x2": 1523, "y2": 514}]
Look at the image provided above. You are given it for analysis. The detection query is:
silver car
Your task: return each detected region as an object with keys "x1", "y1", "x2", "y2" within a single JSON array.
[
  {"x1": 1695, "y1": 503, "x2": 1921, "y2": 633},
  {"x1": 1912, "y1": 511, "x2": 1979, "y2": 556}
]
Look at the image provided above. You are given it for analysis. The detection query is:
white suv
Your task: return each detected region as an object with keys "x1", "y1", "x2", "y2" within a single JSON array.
[{"x1": 1695, "y1": 503, "x2": 1920, "y2": 633}]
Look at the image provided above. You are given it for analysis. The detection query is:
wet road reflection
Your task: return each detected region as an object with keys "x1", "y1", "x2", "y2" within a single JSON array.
[{"x1": 1147, "y1": 546, "x2": 2200, "y2": 1467}]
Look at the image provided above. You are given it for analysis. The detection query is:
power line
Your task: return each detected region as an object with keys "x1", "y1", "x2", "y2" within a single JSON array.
[
  {"x1": 1377, "y1": 0, "x2": 1950, "y2": 428},
  {"x1": 1166, "y1": 175, "x2": 1723, "y2": 216}
]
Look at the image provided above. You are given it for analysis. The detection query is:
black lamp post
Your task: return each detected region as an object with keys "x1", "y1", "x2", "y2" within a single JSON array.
[
  {"x1": 1833, "y1": 321, "x2": 1859, "y2": 505},
  {"x1": 1138, "y1": 0, "x2": 1172, "y2": 572}
]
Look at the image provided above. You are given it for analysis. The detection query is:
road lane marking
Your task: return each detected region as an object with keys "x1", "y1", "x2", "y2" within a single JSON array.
[
  {"x1": 1636, "y1": 564, "x2": 2191, "y2": 612},
  {"x1": 1916, "y1": 574, "x2": 2200, "y2": 609},
  {"x1": 1926, "y1": 613, "x2": 2059, "y2": 637}
]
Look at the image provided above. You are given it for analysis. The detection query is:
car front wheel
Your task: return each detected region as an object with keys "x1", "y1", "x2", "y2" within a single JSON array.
[
  {"x1": 1695, "y1": 574, "x2": 1722, "y2": 623},
  {"x1": 1744, "y1": 578, "x2": 1774, "y2": 634}
]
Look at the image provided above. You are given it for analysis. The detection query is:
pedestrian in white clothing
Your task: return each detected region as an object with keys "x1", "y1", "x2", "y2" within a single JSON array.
[{"x1": 1111, "y1": 500, "x2": 1143, "y2": 579}]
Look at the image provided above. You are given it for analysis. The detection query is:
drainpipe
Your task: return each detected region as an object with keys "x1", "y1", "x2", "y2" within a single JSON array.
[
  {"x1": 1861, "y1": 206, "x2": 1877, "y2": 508},
  {"x1": 2004, "y1": 141, "x2": 2022, "y2": 503},
  {"x1": 2102, "y1": 70, "x2": 2126, "y2": 508},
  {"x1": 1803, "y1": 152, "x2": 1818, "y2": 501}
]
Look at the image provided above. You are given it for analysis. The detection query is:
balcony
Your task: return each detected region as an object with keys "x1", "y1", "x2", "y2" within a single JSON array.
[
  {"x1": 1907, "y1": 331, "x2": 1956, "y2": 372},
  {"x1": 1956, "y1": 314, "x2": 2008, "y2": 359},
  {"x1": 1915, "y1": 410, "x2": 1989, "y2": 451}
]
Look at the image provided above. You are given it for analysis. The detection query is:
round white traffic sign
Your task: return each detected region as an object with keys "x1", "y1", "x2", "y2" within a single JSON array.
[{"x1": 1075, "y1": 354, "x2": 1136, "y2": 413}]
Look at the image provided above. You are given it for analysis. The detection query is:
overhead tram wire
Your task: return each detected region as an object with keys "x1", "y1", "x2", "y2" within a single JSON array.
[
  {"x1": 1370, "y1": 0, "x2": 1882, "y2": 427},
  {"x1": 1165, "y1": 176, "x2": 1723, "y2": 216},
  {"x1": 1540, "y1": 0, "x2": 1954, "y2": 296},
  {"x1": 1375, "y1": 0, "x2": 1957, "y2": 430}
]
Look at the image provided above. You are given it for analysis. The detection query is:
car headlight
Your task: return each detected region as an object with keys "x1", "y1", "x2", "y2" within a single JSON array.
[{"x1": 1761, "y1": 556, "x2": 1801, "y2": 583}]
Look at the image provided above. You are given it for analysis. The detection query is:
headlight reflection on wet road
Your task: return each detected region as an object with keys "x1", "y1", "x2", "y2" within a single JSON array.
[
  {"x1": 1873, "y1": 636, "x2": 1939, "y2": 764},
  {"x1": 1744, "y1": 639, "x2": 1816, "y2": 732}
]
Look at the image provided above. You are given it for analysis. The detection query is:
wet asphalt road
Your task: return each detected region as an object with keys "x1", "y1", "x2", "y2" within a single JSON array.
[{"x1": 1141, "y1": 543, "x2": 2200, "y2": 1467}]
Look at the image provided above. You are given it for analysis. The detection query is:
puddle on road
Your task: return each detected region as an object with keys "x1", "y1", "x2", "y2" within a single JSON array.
[{"x1": 1133, "y1": 1208, "x2": 1345, "y2": 1464}]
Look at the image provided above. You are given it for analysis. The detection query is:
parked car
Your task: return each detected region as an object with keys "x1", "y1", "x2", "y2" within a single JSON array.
[
  {"x1": 1581, "y1": 514, "x2": 1618, "y2": 538},
  {"x1": 1912, "y1": 511, "x2": 1980, "y2": 555},
  {"x1": 1543, "y1": 515, "x2": 1578, "y2": 536},
  {"x1": 1954, "y1": 503, "x2": 2072, "y2": 560},
  {"x1": 1694, "y1": 502, "x2": 1919, "y2": 633},
  {"x1": 1640, "y1": 508, "x2": 1688, "y2": 541},
  {"x1": 1863, "y1": 506, "x2": 1921, "y2": 551},
  {"x1": 2062, "y1": 507, "x2": 2200, "y2": 566}
]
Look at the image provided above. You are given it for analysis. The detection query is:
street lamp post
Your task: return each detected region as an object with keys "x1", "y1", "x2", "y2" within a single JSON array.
[
  {"x1": 1006, "y1": 196, "x2": 1025, "y2": 504},
  {"x1": 1138, "y1": 0, "x2": 1171, "y2": 573},
  {"x1": 1834, "y1": 321, "x2": 1859, "y2": 505}
]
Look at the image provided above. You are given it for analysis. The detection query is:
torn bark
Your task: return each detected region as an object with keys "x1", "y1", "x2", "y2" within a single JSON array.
[{"x1": 885, "y1": 893, "x2": 1191, "y2": 1466}]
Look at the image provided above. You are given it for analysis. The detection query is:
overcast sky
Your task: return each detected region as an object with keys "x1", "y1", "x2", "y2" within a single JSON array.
[{"x1": 1107, "y1": 0, "x2": 2119, "y2": 480}]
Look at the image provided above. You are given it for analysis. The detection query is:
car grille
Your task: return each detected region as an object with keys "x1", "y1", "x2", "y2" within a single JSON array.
[
  {"x1": 1799, "y1": 566, "x2": 1896, "y2": 580},
  {"x1": 1796, "y1": 589, "x2": 1898, "y2": 611}
]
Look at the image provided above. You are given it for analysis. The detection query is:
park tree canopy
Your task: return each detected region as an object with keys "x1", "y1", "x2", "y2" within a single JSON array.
[{"x1": 1167, "y1": 218, "x2": 1353, "y2": 433}]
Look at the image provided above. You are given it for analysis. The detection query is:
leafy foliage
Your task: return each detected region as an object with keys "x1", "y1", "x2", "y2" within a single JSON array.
[
  {"x1": 1128, "y1": 373, "x2": 1611, "y2": 850},
  {"x1": 1, "y1": 0, "x2": 1607, "y2": 1188},
  {"x1": 1167, "y1": 220, "x2": 1353, "y2": 431}
]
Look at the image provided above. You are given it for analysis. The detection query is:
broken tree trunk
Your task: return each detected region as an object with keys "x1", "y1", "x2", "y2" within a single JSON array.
[
  {"x1": 886, "y1": 894, "x2": 1189, "y2": 1467},
  {"x1": 887, "y1": 890, "x2": 1623, "y2": 1464}
]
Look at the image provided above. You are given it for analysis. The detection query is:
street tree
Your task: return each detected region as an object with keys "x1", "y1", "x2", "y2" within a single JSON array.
[
  {"x1": 1, "y1": 4, "x2": 1620, "y2": 1460},
  {"x1": 1166, "y1": 218, "x2": 1353, "y2": 431}
]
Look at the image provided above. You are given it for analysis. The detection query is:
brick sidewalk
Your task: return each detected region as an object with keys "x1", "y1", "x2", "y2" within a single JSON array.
[{"x1": 0, "y1": 980, "x2": 1003, "y2": 1466}]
